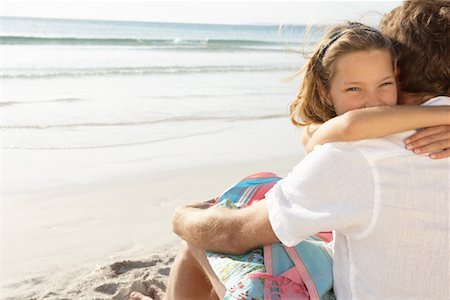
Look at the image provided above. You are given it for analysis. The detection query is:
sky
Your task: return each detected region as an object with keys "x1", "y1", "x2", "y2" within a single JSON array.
[{"x1": 2, "y1": 1, "x2": 402, "y2": 26}]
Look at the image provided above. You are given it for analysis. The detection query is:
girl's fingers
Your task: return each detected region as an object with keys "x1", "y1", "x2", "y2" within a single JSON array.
[
  {"x1": 405, "y1": 127, "x2": 450, "y2": 148},
  {"x1": 406, "y1": 132, "x2": 450, "y2": 151},
  {"x1": 410, "y1": 137, "x2": 450, "y2": 155},
  {"x1": 404, "y1": 125, "x2": 449, "y2": 144},
  {"x1": 405, "y1": 125, "x2": 450, "y2": 159},
  {"x1": 430, "y1": 149, "x2": 450, "y2": 159}
]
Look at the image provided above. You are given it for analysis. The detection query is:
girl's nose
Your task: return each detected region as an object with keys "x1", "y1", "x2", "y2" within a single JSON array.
[{"x1": 364, "y1": 92, "x2": 383, "y2": 107}]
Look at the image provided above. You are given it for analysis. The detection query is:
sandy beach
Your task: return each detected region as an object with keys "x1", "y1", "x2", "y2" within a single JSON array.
[
  {"x1": 1, "y1": 16, "x2": 305, "y2": 299},
  {"x1": 2, "y1": 118, "x2": 303, "y2": 299}
]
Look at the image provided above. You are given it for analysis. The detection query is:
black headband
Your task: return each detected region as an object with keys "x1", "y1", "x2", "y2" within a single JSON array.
[{"x1": 317, "y1": 24, "x2": 382, "y2": 61}]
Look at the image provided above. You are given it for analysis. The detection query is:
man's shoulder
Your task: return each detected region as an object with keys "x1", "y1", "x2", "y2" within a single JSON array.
[
  {"x1": 319, "y1": 139, "x2": 389, "y2": 154},
  {"x1": 310, "y1": 142, "x2": 370, "y2": 165},
  {"x1": 321, "y1": 136, "x2": 409, "y2": 163},
  {"x1": 422, "y1": 95, "x2": 450, "y2": 106}
]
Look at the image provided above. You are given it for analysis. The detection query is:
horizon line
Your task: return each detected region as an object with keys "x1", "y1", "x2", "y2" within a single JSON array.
[{"x1": 1, "y1": 15, "x2": 333, "y2": 28}]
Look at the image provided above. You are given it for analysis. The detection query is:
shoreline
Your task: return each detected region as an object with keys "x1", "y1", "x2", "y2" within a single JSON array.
[
  {"x1": 2, "y1": 118, "x2": 304, "y2": 299},
  {"x1": 3, "y1": 155, "x2": 301, "y2": 299}
]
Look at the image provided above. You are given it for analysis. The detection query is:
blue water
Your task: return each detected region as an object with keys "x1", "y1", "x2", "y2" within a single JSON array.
[
  {"x1": 2, "y1": 16, "x2": 320, "y2": 45},
  {"x1": 1, "y1": 17, "x2": 323, "y2": 150}
]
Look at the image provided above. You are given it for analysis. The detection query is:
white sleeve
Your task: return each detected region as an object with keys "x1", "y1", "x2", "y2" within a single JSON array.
[{"x1": 266, "y1": 142, "x2": 374, "y2": 247}]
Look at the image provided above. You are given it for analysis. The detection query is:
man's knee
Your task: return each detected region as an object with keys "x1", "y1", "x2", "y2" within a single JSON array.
[
  {"x1": 184, "y1": 241, "x2": 207, "y2": 258},
  {"x1": 178, "y1": 241, "x2": 197, "y2": 263},
  {"x1": 167, "y1": 241, "x2": 219, "y2": 300},
  {"x1": 171, "y1": 241, "x2": 206, "y2": 275}
]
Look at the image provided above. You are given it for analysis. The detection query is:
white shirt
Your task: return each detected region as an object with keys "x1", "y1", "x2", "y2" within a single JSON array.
[{"x1": 266, "y1": 96, "x2": 450, "y2": 300}]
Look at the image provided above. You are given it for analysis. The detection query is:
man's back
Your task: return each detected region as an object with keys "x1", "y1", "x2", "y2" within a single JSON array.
[
  {"x1": 267, "y1": 96, "x2": 450, "y2": 299},
  {"x1": 334, "y1": 106, "x2": 449, "y2": 298}
]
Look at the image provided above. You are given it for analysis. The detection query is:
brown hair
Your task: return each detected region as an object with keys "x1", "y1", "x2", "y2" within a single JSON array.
[
  {"x1": 290, "y1": 22, "x2": 397, "y2": 126},
  {"x1": 379, "y1": 0, "x2": 450, "y2": 95}
]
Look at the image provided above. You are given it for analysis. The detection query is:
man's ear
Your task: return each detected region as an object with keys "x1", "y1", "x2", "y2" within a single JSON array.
[
  {"x1": 393, "y1": 62, "x2": 403, "y2": 94},
  {"x1": 394, "y1": 62, "x2": 399, "y2": 80}
]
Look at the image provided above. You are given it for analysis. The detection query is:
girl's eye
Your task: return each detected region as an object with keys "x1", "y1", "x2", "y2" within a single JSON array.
[
  {"x1": 346, "y1": 87, "x2": 360, "y2": 92},
  {"x1": 380, "y1": 82, "x2": 394, "y2": 87}
]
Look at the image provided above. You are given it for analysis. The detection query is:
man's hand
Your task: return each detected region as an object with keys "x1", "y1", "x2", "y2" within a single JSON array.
[
  {"x1": 184, "y1": 198, "x2": 217, "y2": 209},
  {"x1": 172, "y1": 198, "x2": 236, "y2": 253},
  {"x1": 172, "y1": 198, "x2": 216, "y2": 238},
  {"x1": 404, "y1": 125, "x2": 450, "y2": 159}
]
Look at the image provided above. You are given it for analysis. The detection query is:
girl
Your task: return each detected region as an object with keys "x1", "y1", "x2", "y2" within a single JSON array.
[{"x1": 290, "y1": 22, "x2": 449, "y2": 157}]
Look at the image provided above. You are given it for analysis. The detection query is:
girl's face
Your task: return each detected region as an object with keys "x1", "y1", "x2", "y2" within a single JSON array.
[{"x1": 328, "y1": 49, "x2": 397, "y2": 115}]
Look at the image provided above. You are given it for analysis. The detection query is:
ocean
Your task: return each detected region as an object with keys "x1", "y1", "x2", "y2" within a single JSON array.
[
  {"x1": 1, "y1": 17, "x2": 324, "y2": 150},
  {"x1": 2, "y1": 17, "x2": 321, "y2": 291},
  {"x1": 1, "y1": 17, "x2": 326, "y2": 194}
]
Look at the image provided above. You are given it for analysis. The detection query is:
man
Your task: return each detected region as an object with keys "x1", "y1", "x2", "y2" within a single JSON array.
[{"x1": 130, "y1": 1, "x2": 449, "y2": 299}]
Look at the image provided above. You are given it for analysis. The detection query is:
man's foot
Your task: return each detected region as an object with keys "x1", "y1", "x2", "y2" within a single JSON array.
[
  {"x1": 129, "y1": 291, "x2": 152, "y2": 300},
  {"x1": 129, "y1": 285, "x2": 165, "y2": 300}
]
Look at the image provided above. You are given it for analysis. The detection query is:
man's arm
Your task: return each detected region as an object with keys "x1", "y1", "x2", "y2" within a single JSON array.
[{"x1": 172, "y1": 199, "x2": 279, "y2": 255}]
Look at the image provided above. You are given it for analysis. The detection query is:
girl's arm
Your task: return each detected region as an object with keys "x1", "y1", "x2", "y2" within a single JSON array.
[
  {"x1": 303, "y1": 105, "x2": 450, "y2": 154},
  {"x1": 301, "y1": 123, "x2": 322, "y2": 152}
]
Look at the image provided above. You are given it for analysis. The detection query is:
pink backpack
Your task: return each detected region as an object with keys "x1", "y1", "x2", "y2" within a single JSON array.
[{"x1": 210, "y1": 172, "x2": 335, "y2": 300}]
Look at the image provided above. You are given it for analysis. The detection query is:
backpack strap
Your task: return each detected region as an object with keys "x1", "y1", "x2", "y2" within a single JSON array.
[
  {"x1": 284, "y1": 246, "x2": 320, "y2": 300},
  {"x1": 284, "y1": 237, "x2": 334, "y2": 300},
  {"x1": 262, "y1": 244, "x2": 275, "y2": 299},
  {"x1": 249, "y1": 244, "x2": 311, "y2": 300}
]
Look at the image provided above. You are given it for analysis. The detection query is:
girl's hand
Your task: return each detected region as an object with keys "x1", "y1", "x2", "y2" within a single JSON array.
[{"x1": 404, "y1": 125, "x2": 450, "y2": 159}]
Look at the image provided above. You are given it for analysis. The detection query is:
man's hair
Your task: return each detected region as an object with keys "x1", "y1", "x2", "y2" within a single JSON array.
[
  {"x1": 290, "y1": 22, "x2": 396, "y2": 126},
  {"x1": 379, "y1": 0, "x2": 450, "y2": 95}
]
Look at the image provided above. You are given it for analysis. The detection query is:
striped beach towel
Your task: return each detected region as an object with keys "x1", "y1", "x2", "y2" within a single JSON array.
[{"x1": 216, "y1": 172, "x2": 282, "y2": 207}]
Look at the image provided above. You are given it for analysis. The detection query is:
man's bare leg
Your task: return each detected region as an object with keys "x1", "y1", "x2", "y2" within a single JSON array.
[
  {"x1": 166, "y1": 242, "x2": 225, "y2": 300},
  {"x1": 129, "y1": 285, "x2": 164, "y2": 300},
  {"x1": 165, "y1": 241, "x2": 226, "y2": 300},
  {"x1": 129, "y1": 241, "x2": 226, "y2": 300}
]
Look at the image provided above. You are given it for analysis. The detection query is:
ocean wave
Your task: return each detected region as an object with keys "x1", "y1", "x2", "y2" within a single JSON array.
[
  {"x1": 0, "y1": 98, "x2": 85, "y2": 107},
  {"x1": 1, "y1": 65, "x2": 293, "y2": 79},
  {"x1": 2, "y1": 114, "x2": 287, "y2": 130},
  {"x1": 1, "y1": 93, "x2": 286, "y2": 107},
  {"x1": 0, "y1": 35, "x2": 291, "y2": 48},
  {"x1": 2, "y1": 127, "x2": 232, "y2": 150}
]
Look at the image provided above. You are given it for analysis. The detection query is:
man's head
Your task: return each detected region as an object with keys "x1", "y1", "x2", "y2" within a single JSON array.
[{"x1": 379, "y1": 0, "x2": 449, "y2": 102}]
